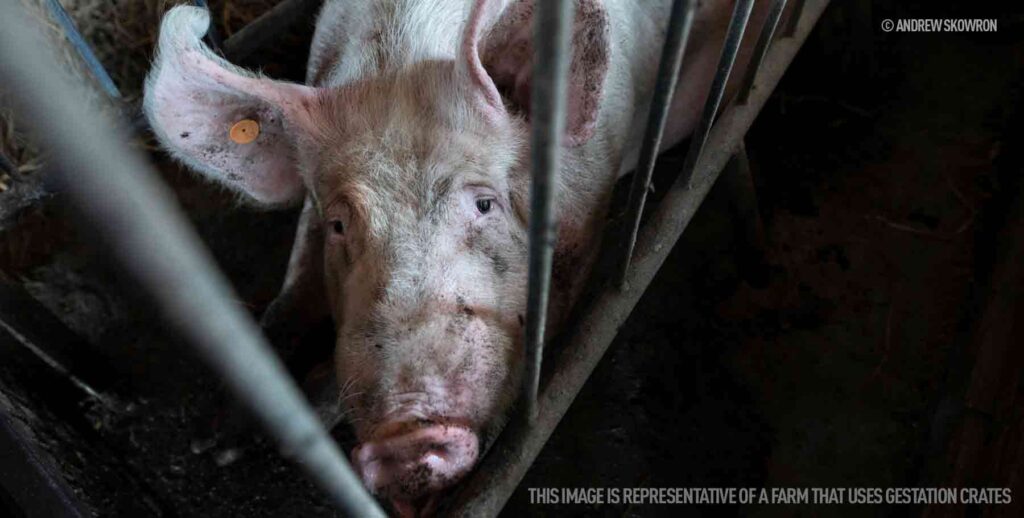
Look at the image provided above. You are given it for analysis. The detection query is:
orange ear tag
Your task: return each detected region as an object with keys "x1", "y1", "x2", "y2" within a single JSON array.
[{"x1": 229, "y1": 119, "x2": 260, "y2": 144}]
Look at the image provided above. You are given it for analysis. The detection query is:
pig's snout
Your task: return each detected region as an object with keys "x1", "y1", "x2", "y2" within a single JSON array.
[{"x1": 352, "y1": 420, "x2": 479, "y2": 515}]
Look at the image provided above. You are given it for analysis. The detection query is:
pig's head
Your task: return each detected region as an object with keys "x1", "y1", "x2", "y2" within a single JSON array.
[{"x1": 144, "y1": 2, "x2": 608, "y2": 513}]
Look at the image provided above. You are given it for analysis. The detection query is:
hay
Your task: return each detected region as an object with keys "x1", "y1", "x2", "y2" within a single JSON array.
[
  {"x1": 54, "y1": 0, "x2": 281, "y2": 101},
  {"x1": 0, "y1": 0, "x2": 281, "y2": 190}
]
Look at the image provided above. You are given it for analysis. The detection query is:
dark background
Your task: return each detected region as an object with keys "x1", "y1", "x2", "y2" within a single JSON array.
[{"x1": 1, "y1": 1, "x2": 1023, "y2": 517}]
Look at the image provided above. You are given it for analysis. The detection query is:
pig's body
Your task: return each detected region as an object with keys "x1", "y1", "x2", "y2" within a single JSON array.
[
  {"x1": 305, "y1": 0, "x2": 759, "y2": 176},
  {"x1": 143, "y1": 1, "x2": 778, "y2": 515},
  {"x1": 290, "y1": 0, "x2": 774, "y2": 321}
]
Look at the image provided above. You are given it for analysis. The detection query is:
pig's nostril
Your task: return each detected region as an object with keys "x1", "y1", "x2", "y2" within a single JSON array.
[
  {"x1": 423, "y1": 452, "x2": 445, "y2": 468},
  {"x1": 352, "y1": 423, "x2": 479, "y2": 500}
]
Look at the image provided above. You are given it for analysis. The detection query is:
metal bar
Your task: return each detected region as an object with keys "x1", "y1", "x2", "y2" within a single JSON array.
[
  {"x1": 42, "y1": 0, "x2": 121, "y2": 99},
  {"x1": 223, "y1": 0, "x2": 323, "y2": 63},
  {"x1": 0, "y1": 282, "x2": 125, "y2": 413},
  {"x1": 0, "y1": 3, "x2": 385, "y2": 517},
  {"x1": 447, "y1": 2, "x2": 829, "y2": 515},
  {"x1": 522, "y1": 0, "x2": 574, "y2": 422},
  {"x1": 192, "y1": 0, "x2": 224, "y2": 54},
  {"x1": 721, "y1": 142, "x2": 769, "y2": 287},
  {"x1": 736, "y1": 0, "x2": 788, "y2": 104},
  {"x1": 1, "y1": 330, "x2": 178, "y2": 516},
  {"x1": 784, "y1": 0, "x2": 806, "y2": 37},
  {"x1": 614, "y1": 0, "x2": 697, "y2": 288},
  {"x1": 675, "y1": 0, "x2": 755, "y2": 190},
  {"x1": 1, "y1": 396, "x2": 90, "y2": 518}
]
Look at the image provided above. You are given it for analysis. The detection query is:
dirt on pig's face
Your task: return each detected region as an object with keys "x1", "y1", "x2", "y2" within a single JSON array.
[{"x1": 303, "y1": 62, "x2": 530, "y2": 505}]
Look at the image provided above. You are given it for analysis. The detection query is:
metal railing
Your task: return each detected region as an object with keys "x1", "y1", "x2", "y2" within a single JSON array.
[
  {"x1": 615, "y1": 0, "x2": 697, "y2": 287},
  {"x1": 0, "y1": 1, "x2": 384, "y2": 517},
  {"x1": 43, "y1": 0, "x2": 122, "y2": 99},
  {"x1": 736, "y1": 0, "x2": 791, "y2": 104},
  {"x1": 0, "y1": 0, "x2": 829, "y2": 516},
  {"x1": 448, "y1": 0, "x2": 827, "y2": 515},
  {"x1": 522, "y1": 0, "x2": 574, "y2": 423}
]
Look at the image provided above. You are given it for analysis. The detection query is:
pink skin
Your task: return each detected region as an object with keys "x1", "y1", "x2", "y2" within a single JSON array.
[
  {"x1": 310, "y1": 2, "x2": 610, "y2": 510},
  {"x1": 315, "y1": 64, "x2": 529, "y2": 514},
  {"x1": 352, "y1": 421, "x2": 479, "y2": 515},
  {"x1": 144, "y1": 1, "x2": 782, "y2": 515}
]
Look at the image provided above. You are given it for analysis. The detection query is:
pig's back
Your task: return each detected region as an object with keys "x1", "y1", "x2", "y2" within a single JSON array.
[
  {"x1": 304, "y1": 0, "x2": 676, "y2": 91},
  {"x1": 306, "y1": 0, "x2": 469, "y2": 87},
  {"x1": 614, "y1": 0, "x2": 782, "y2": 175},
  {"x1": 302, "y1": 0, "x2": 748, "y2": 177}
]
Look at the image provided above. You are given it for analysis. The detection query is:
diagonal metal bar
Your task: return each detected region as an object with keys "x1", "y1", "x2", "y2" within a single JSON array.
[
  {"x1": 614, "y1": 0, "x2": 697, "y2": 288},
  {"x1": 0, "y1": 2, "x2": 384, "y2": 516},
  {"x1": 0, "y1": 396, "x2": 91, "y2": 518},
  {"x1": 522, "y1": 0, "x2": 574, "y2": 422},
  {"x1": 447, "y1": 2, "x2": 829, "y2": 515},
  {"x1": 784, "y1": 0, "x2": 807, "y2": 37},
  {"x1": 42, "y1": 0, "x2": 121, "y2": 99},
  {"x1": 0, "y1": 282, "x2": 126, "y2": 413},
  {"x1": 676, "y1": 0, "x2": 755, "y2": 190},
  {"x1": 736, "y1": 0, "x2": 788, "y2": 104}
]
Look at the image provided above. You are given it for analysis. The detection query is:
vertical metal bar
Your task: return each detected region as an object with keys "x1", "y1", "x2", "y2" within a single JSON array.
[
  {"x1": 721, "y1": 142, "x2": 769, "y2": 287},
  {"x1": 450, "y1": 4, "x2": 831, "y2": 513},
  {"x1": 0, "y1": 3, "x2": 385, "y2": 517},
  {"x1": 192, "y1": 0, "x2": 224, "y2": 54},
  {"x1": 42, "y1": 0, "x2": 121, "y2": 99},
  {"x1": 614, "y1": 0, "x2": 697, "y2": 288},
  {"x1": 448, "y1": 4, "x2": 830, "y2": 514},
  {"x1": 785, "y1": 0, "x2": 806, "y2": 36},
  {"x1": 676, "y1": 0, "x2": 755, "y2": 189},
  {"x1": 736, "y1": 0, "x2": 788, "y2": 104},
  {"x1": 523, "y1": 0, "x2": 574, "y2": 422}
]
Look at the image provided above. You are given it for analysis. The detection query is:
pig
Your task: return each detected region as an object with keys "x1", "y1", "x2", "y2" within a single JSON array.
[{"x1": 143, "y1": 0, "x2": 782, "y2": 514}]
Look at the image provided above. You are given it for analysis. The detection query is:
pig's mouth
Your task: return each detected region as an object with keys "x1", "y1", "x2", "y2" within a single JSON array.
[{"x1": 351, "y1": 421, "x2": 479, "y2": 517}]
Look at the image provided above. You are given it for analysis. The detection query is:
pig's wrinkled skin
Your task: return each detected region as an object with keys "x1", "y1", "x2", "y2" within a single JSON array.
[{"x1": 143, "y1": 1, "x2": 781, "y2": 514}]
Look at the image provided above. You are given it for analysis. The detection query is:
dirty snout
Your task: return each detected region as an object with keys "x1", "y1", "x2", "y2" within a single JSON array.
[
  {"x1": 339, "y1": 305, "x2": 520, "y2": 516},
  {"x1": 351, "y1": 419, "x2": 479, "y2": 515}
]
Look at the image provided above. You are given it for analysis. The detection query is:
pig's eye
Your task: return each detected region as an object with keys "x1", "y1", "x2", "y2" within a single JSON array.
[
  {"x1": 329, "y1": 219, "x2": 345, "y2": 235},
  {"x1": 475, "y1": 198, "x2": 494, "y2": 215}
]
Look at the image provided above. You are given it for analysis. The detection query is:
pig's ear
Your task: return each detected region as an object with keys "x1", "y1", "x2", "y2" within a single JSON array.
[
  {"x1": 144, "y1": 6, "x2": 320, "y2": 206},
  {"x1": 460, "y1": 0, "x2": 610, "y2": 147}
]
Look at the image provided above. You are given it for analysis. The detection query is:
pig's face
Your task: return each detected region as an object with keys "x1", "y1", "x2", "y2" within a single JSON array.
[
  {"x1": 144, "y1": 2, "x2": 609, "y2": 513},
  {"x1": 307, "y1": 65, "x2": 529, "y2": 505}
]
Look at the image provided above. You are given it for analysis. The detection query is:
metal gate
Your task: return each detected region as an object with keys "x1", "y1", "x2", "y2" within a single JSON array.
[{"x1": 0, "y1": 0, "x2": 829, "y2": 516}]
